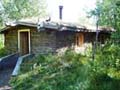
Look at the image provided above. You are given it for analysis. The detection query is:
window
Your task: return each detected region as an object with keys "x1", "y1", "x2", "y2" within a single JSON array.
[{"x1": 76, "y1": 33, "x2": 84, "y2": 46}]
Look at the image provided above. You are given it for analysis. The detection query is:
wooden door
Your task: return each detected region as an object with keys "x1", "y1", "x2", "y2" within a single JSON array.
[
  {"x1": 76, "y1": 33, "x2": 84, "y2": 46},
  {"x1": 20, "y1": 32, "x2": 29, "y2": 55}
]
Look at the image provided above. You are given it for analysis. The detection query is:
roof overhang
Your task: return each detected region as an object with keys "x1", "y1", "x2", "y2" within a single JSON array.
[
  {"x1": 0, "y1": 20, "x2": 115, "y2": 34},
  {"x1": 38, "y1": 21, "x2": 91, "y2": 32},
  {"x1": 0, "y1": 21, "x2": 37, "y2": 33},
  {"x1": 37, "y1": 21, "x2": 115, "y2": 33}
]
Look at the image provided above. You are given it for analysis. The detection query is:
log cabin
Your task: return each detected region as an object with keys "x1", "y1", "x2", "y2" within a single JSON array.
[{"x1": 0, "y1": 20, "x2": 114, "y2": 56}]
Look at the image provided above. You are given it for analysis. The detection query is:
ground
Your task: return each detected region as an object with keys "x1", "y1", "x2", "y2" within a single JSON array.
[{"x1": 0, "y1": 68, "x2": 13, "y2": 90}]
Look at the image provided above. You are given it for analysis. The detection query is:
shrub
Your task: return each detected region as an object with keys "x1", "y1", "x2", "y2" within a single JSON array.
[
  {"x1": 0, "y1": 47, "x2": 8, "y2": 58},
  {"x1": 87, "y1": 42, "x2": 120, "y2": 90},
  {"x1": 10, "y1": 50, "x2": 91, "y2": 90},
  {"x1": 0, "y1": 42, "x2": 3, "y2": 49},
  {"x1": 10, "y1": 46, "x2": 120, "y2": 90}
]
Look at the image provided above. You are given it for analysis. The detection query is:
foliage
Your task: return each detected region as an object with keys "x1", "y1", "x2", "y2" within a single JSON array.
[
  {"x1": 10, "y1": 47, "x2": 120, "y2": 90},
  {"x1": 95, "y1": 43, "x2": 120, "y2": 78},
  {"x1": 87, "y1": 1, "x2": 120, "y2": 89},
  {"x1": 8, "y1": 0, "x2": 120, "y2": 89},
  {"x1": 88, "y1": 73, "x2": 120, "y2": 90},
  {"x1": 0, "y1": 0, "x2": 47, "y2": 28},
  {"x1": 87, "y1": 42, "x2": 120, "y2": 90},
  {"x1": 89, "y1": 0, "x2": 120, "y2": 82},
  {"x1": 0, "y1": 47, "x2": 8, "y2": 58},
  {"x1": 89, "y1": 0, "x2": 120, "y2": 42},
  {"x1": 0, "y1": 41, "x2": 3, "y2": 49},
  {"x1": 10, "y1": 50, "x2": 92, "y2": 90},
  {"x1": 90, "y1": 0, "x2": 120, "y2": 27},
  {"x1": 0, "y1": 35, "x2": 8, "y2": 57},
  {"x1": 0, "y1": 34, "x2": 4, "y2": 49}
]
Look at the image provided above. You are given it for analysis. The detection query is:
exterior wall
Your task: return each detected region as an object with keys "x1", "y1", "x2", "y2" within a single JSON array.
[
  {"x1": 74, "y1": 32, "x2": 110, "y2": 54},
  {"x1": 84, "y1": 32, "x2": 96, "y2": 43},
  {"x1": 5, "y1": 28, "x2": 18, "y2": 54},
  {"x1": 56, "y1": 31, "x2": 76, "y2": 54},
  {"x1": 74, "y1": 32, "x2": 96, "y2": 54},
  {"x1": 4, "y1": 26, "x2": 32, "y2": 54},
  {"x1": 31, "y1": 30, "x2": 94, "y2": 55},
  {"x1": 4, "y1": 25, "x2": 110, "y2": 55},
  {"x1": 30, "y1": 30, "x2": 76, "y2": 55},
  {"x1": 31, "y1": 29, "x2": 56, "y2": 54}
]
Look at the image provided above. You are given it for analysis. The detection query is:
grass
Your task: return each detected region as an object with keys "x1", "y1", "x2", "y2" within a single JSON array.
[
  {"x1": 10, "y1": 49, "x2": 120, "y2": 90},
  {"x1": 10, "y1": 51, "x2": 91, "y2": 90}
]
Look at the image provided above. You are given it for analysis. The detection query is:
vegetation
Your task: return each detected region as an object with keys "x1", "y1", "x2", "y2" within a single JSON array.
[
  {"x1": 89, "y1": 42, "x2": 120, "y2": 90},
  {"x1": 0, "y1": 34, "x2": 3, "y2": 48},
  {"x1": 10, "y1": 50, "x2": 91, "y2": 90},
  {"x1": 0, "y1": 47, "x2": 8, "y2": 58},
  {"x1": 89, "y1": 0, "x2": 120, "y2": 42},
  {"x1": 0, "y1": 0, "x2": 119, "y2": 89},
  {"x1": 0, "y1": 40, "x2": 3, "y2": 49},
  {"x1": 0, "y1": 34, "x2": 8, "y2": 57},
  {"x1": 10, "y1": 46, "x2": 120, "y2": 90},
  {"x1": 86, "y1": 0, "x2": 120, "y2": 89},
  {"x1": 0, "y1": 0, "x2": 47, "y2": 28}
]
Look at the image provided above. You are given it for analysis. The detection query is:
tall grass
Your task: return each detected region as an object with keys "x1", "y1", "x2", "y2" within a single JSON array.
[
  {"x1": 10, "y1": 50, "x2": 91, "y2": 90},
  {"x1": 10, "y1": 47, "x2": 120, "y2": 90}
]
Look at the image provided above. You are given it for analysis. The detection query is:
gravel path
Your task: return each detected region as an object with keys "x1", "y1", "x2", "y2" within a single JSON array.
[{"x1": 0, "y1": 68, "x2": 13, "y2": 90}]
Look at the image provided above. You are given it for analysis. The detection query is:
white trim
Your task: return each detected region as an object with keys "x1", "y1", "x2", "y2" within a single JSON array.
[{"x1": 18, "y1": 29, "x2": 31, "y2": 55}]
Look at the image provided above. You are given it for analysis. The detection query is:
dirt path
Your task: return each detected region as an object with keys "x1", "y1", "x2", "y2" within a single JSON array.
[{"x1": 0, "y1": 68, "x2": 13, "y2": 90}]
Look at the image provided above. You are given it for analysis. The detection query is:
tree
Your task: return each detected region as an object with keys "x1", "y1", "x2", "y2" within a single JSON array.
[
  {"x1": 0, "y1": 0, "x2": 47, "y2": 28},
  {"x1": 89, "y1": 0, "x2": 120, "y2": 43},
  {"x1": 89, "y1": 0, "x2": 120, "y2": 27},
  {"x1": 88, "y1": 1, "x2": 120, "y2": 89}
]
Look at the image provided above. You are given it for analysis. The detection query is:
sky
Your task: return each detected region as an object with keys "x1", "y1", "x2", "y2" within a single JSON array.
[{"x1": 46, "y1": 0, "x2": 97, "y2": 23}]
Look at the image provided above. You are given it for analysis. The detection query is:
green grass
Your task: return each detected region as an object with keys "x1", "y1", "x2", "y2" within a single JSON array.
[
  {"x1": 10, "y1": 51, "x2": 91, "y2": 90},
  {"x1": 10, "y1": 49, "x2": 120, "y2": 90}
]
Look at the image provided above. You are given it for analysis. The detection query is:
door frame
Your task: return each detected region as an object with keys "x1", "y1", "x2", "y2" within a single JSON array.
[{"x1": 18, "y1": 29, "x2": 31, "y2": 55}]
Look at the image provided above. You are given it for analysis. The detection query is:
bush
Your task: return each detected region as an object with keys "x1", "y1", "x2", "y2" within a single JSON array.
[
  {"x1": 10, "y1": 46, "x2": 120, "y2": 90},
  {"x1": 0, "y1": 42, "x2": 3, "y2": 49},
  {"x1": 94, "y1": 43, "x2": 120, "y2": 79},
  {"x1": 87, "y1": 42, "x2": 120, "y2": 90},
  {"x1": 87, "y1": 73, "x2": 120, "y2": 90},
  {"x1": 0, "y1": 47, "x2": 8, "y2": 58},
  {"x1": 10, "y1": 50, "x2": 91, "y2": 90}
]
